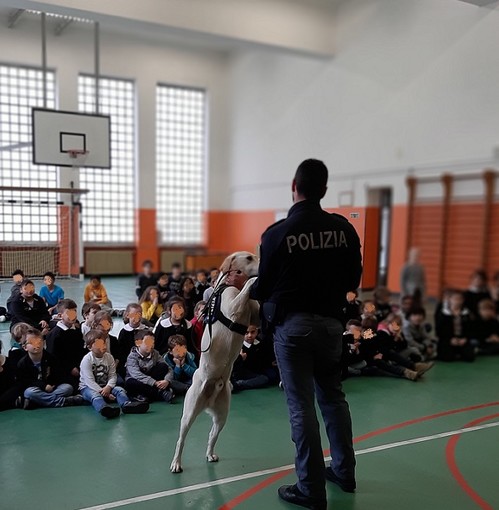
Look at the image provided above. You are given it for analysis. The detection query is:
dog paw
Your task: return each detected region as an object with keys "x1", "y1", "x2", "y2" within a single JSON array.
[
  {"x1": 170, "y1": 461, "x2": 183, "y2": 473},
  {"x1": 207, "y1": 454, "x2": 219, "y2": 463}
]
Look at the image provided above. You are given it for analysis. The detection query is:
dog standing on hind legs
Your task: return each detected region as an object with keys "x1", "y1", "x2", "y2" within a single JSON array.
[{"x1": 170, "y1": 251, "x2": 259, "y2": 473}]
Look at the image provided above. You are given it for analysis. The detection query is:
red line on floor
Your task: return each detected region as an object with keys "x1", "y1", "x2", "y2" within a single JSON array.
[
  {"x1": 217, "y1": 400, "x2": 499, "y2": 510},
  {"x1": 445, "y1": 413, "x2": 499, "y2": 510},
  {"x1": 218, "y1": 470, "x2": 293, "y2": 510}
]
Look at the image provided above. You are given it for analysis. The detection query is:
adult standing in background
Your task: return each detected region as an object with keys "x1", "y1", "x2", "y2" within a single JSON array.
[
  {"x1": 400, "y1": 247, "x2": 426, "y2": 306},
  {"x1": 251, "y1": 159, "x2": 362, "y2": 510}
]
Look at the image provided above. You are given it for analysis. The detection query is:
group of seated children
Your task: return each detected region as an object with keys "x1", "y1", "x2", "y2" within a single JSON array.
[
  {"x1": 0, "y1": 288, "x2": 207, "y2": 416},
  {"x1": 0, "y1": 268, "x2": 280, "y2": 416},
  {"x1": 3, "y1": 264, "x2": 499, "y2": 415},
  {"x1": 134, "y1": 260, "x2": 217, "y2": 320},
  {"x1": 341, "y1": 270, "x2": 499, "y2": 380}
]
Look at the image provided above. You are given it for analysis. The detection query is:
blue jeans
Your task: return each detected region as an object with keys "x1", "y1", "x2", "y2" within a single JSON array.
[
  {"x1": 80, "y1": 386, "x2": 129, "y2": 412},
  {"x1": 274, "y1": 313, "x2": 355, "y2": 500},
  {"x1": 24, "y1": 383, "x2": 74, "y2": 407}
]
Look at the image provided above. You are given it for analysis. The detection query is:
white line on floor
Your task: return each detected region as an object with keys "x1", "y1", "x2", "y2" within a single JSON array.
[{"x1": 76, "y1": 420, "x2": 499, "y2": 510}]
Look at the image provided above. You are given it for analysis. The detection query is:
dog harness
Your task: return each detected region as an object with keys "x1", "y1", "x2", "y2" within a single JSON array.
[{"x1": 203, "y1": 284, "x2": 249, "y2": 342}]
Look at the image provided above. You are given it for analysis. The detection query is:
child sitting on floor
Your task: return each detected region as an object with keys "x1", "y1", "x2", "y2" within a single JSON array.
[
  {"x1": 81, "y1": 302, "x2": 101, "y2": 337},
  {"x1": 153, "y1": 296, "x2": 193, "y2": 355},
  {"x1": 140, "y1": 286, "x2": 164, "y2": 326},
  {"x1": 472, "y1": 298, "x2": 499, "y2": 355},
  {"x1": 342, "y1": 290, "x2": 362, "y2": 325},
  {"x1": 45, "y1": 299, "x2": 86, "y2": 390},
  {"x1": 341, "y1": 319, "x2": 367, "y2": 378},
  {"x1": 402, "y1": 306, "x2": 438, "y2": 360},
  {"x1": 230, "y1": 325, "x2": 269, "y2": 392},
  {"x1": 118, "y1": 303, "x2": 149, "y2": 367},
  {"x1": 435, "y1": 289, "x2": 475, "y2": 362},
  {"x1": 17, "y1": 328, "x2": 82, "y2": 410},
  {"x1": 79, "y1": 329, "x2": 149, "y2": 419},
  {"x1": 164, "y1": 334, "x2": 197, "y2": 395},
  {"x1": 125, "y1": 329, "x2": 175, "y2": 403},
  {"x1": 0, "y1": 353, "x2": 21, "y2": 411}
]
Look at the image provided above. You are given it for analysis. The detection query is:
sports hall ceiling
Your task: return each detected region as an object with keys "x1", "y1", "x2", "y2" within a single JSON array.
[
  {"x1": 0, "y1": 0, "x2": 340, "y2": 57},
  {"x1": 1, "y1": 1, "x2": 497, "y2": 56}
]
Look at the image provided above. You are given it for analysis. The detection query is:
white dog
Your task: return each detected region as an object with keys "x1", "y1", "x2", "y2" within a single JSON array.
[{"x1": 170, "y1": 251, "x2": 259, "y2": 473}]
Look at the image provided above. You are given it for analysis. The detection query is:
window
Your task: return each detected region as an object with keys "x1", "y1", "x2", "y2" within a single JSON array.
[
  {"x1": 0, "y1": 64, "x2": 56, "y2": 242},
  {"x1": 78, "y1": 75, "x2": 135, "y2": 243},
  {"x1": 156, "y1": 85, "x2": 206, "y2": 245}
]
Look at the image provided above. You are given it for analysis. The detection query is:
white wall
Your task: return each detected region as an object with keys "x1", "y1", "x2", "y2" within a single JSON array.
[
  {"x1": 0, "y1": 16, "x2": 232, "y2": 209},
  {"x1": 227, "y1": 0, "x2": 499, "y2": 209},
  {"x1": 3, "y1": 0, "x2": 499, "y2": 214}
]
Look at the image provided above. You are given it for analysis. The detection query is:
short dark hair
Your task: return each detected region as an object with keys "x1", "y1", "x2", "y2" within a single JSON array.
[
  {"x1": 294, "y1": 159, "x2": 328, "y2": 200},
  {"x1": 166, "y1": 295, "x2": 186, "y2": 311},
  {"x1": 361, "y1": 316, "x2": 378, "y2": 331},
  {"x1": 346, "y1": 319, "x2": 362, "y2": 329},
  {"x1": 82, "y1": 302, "x2": 101, "y2": 317},
  {"x1": 168, "y1": 334, "x2": 187, "y2": 350},
  {"x1": 134, "y1": 328, "x2": 154, "y2": 342},
  {"x1": 407, "y1": 306, "x2": 426, "y2": 319},
  {"x1": 21, "y1": 279, "x2": 34, "y2": 288},
  {"x1": 58, "y1": 299, "x2": 77, "y2": 312},
  {"x1": 43, "y1": 271, "x2": 56, "y2": 281},
  {"x1": 89, "y1": 275, "x2": 101, "y2": 282},
  {"x1": 142, "y1": 259, "x2": 153, "y2": 267},
  {"x1": 12, "y1": 269, "x2": 24, "y2": 277}
]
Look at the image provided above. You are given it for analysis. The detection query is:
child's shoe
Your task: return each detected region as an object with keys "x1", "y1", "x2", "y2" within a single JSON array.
[
  {"x1": 64, "y1": 395, "x2": 84, "y2": 406},
  {"x1": 100, "y1": 405, "x2": 120, "y2": 419},
  {"x1": 160, "y1": 389, "x2": 175, "y2": 404},
  {"x1": 122, "y1": 401, "x2": 149, "y2": 414},
  {"x1": 414, "y1": 361, "x2": 434, "y2": 376},
  {"x1": 403, "y1": 369, "x2": 419, "y2": 381}
]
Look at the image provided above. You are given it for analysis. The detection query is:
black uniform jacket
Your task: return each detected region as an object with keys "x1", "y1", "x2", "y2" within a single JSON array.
[{"x1": 251, "y1": 199, "x2": 362, "y2": 321}]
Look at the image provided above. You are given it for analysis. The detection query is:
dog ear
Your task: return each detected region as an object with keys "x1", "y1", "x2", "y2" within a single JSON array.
[{"x1": 220, "y1": 254, "x2": 236, "y2": 274}]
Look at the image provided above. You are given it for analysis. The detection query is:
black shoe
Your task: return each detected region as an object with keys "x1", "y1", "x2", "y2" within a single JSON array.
[
  {"x1": 160, "y1": 389, "x2": 175, "y2": 404},
  {"x1": 277, "y1": 484, "x2": 326, "y2": 510},
  {"x1": 122, "y1": 401, "x2": 149, "y2": 414},
  {"x1": 325, "y1": 467, "x2": 356, "y2": 493},
  {"x1": 132, "y1": 395, "x2": 149, "y2": 403},
  {"x1": 22, "y1": 397, "x2": 36, "y2": 410},
  {"x1": 64, "y1": 395, "x2": 84, "y2": 406},
  {"x1": 100, "y1": 405, "x2": 120, "y2": 419}
]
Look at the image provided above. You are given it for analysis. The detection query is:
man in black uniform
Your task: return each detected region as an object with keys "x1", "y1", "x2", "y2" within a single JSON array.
[{"x1": 251, "y1": 159, "x2": 362, "y2": 510}]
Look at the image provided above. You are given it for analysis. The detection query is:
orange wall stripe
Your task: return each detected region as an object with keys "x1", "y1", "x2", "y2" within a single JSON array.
[
  {"x1": 135, "y1": 208, "x2": 158, "y2": 272},
  {"x1": 387, "y1": 204, "x2": 409, "y2": 294},
  {"x1": 362, "y1": 206, "x2": 380, "y2": 289}
]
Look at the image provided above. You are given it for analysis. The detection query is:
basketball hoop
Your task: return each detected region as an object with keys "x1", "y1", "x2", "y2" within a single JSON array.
[
  {"x1": 67, "y1": 149, "x2": 89, "y2": 167},
  {"x1": 68, "y1": 149, "x2": 88, "y2": 159}
]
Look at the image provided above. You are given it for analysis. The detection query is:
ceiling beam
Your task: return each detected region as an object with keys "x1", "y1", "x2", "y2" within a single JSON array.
[
  {"x1": 54, "y1": 17, "x2": 73, "y2": 35},
  {"x1": 7, "y1": 8, "x2": 25, "y2": 28}
]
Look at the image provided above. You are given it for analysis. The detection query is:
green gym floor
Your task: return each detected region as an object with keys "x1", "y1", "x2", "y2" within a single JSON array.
[{"x1": 1, "y1": 277, "x2": 498, "y2": 510}]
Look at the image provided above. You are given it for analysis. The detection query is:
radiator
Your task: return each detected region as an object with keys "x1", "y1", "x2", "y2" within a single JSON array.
[{"x1": 85, "y1": 250, "x2": 134, "y2": 275}]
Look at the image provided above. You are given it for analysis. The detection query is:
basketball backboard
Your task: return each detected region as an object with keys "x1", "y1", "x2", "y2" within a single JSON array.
[{"x1": 32, "y1": 108, "x2": 111, "y2": 168}]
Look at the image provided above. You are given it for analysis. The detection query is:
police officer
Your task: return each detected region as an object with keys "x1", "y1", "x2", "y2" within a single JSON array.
[{"x1": 251, "y1": 159, "x2": 362, "y2": 510}]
